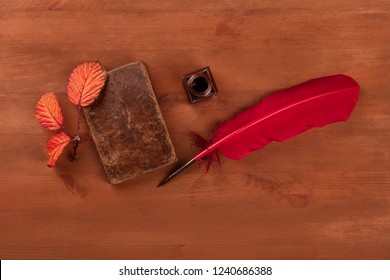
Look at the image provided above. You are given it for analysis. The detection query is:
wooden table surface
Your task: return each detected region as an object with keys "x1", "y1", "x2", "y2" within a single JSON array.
[{"x1": 1, "y1": 0, "x2": 390, "y2": 260}]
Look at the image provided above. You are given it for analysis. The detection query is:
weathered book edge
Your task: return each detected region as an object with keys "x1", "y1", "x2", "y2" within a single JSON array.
[{"x1": 83, "y1": 61, "x2": 177, "y2": 184}]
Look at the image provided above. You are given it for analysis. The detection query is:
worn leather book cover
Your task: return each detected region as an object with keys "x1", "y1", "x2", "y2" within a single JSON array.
[{"x1": 83, "y1": 61, "x2": 176, "y2": 184}]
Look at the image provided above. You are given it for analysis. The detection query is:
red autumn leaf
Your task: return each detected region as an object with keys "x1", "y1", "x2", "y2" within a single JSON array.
[
  {"x1": 66, "y1": 61, "x2": 107, "y2": 107},
  {"x1": 47, "y1": 132, "x2": 71, "y2": 167},
  {"x1": 35, "y1": 92, "x2": 64, "y2": 130}
]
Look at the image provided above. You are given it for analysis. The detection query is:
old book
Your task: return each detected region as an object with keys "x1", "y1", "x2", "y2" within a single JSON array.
[{"x1": 83, "y1": 61, "x2": 176, "y2": 184}]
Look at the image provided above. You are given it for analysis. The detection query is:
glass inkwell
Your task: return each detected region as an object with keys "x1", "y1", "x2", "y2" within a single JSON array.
[{"x1": 181, "y1": 66, "x2": 218, "y2": 103}]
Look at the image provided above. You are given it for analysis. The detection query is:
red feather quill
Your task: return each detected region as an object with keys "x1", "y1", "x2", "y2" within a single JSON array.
[{"x1": 158, "y1": 74, "x2": 360, "y2": 187}]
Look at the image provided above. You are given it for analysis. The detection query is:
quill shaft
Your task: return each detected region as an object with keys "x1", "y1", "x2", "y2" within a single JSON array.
[{"x1": 157, "y1": 158, "x2": 197, "y2": 187}]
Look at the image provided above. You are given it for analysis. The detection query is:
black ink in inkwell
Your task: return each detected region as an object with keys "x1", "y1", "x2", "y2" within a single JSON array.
[{"x1": 181, "y1": 66, "x2": 218, "y2": 103}]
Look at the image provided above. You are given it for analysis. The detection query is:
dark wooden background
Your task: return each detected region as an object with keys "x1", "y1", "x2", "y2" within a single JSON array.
[{"x1": 1, "y1": 0, "x2": 390, "y2": 259}]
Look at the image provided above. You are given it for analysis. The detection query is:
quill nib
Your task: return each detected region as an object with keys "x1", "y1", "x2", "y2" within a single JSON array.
[{"x1": 157, "y1": 158, "x2": 197, "y2": 187}]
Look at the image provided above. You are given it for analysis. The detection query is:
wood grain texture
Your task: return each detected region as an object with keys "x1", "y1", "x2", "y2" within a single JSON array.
[{"x1": 1, "y1": 0, "x2": 390, "y2": 259}]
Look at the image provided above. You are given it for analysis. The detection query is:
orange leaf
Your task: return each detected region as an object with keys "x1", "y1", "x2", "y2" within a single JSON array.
[
  {"x1": 67, "y1": 62, "x2": 107, "y2": 107},
  {"x1": 47, "y1": 132, "x2": 71, "y2": 167},
  {"x1": 35, "y1": 92, "x2": 64, "y2": 130}
]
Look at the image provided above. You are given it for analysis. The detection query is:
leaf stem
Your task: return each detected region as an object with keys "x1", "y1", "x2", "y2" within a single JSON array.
[
  {"x1": 61, "y1": 126, "x2": 75, "y2": 138},
  {"x1": 76, "y1": 104, "x2": 82, "y2": 135},
  {"x1": 70, "y1": 137, "x2": 80, "y2": 161},
  {"x1": 70, "y1": 105, "x2": 82, "y2": 161}
]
